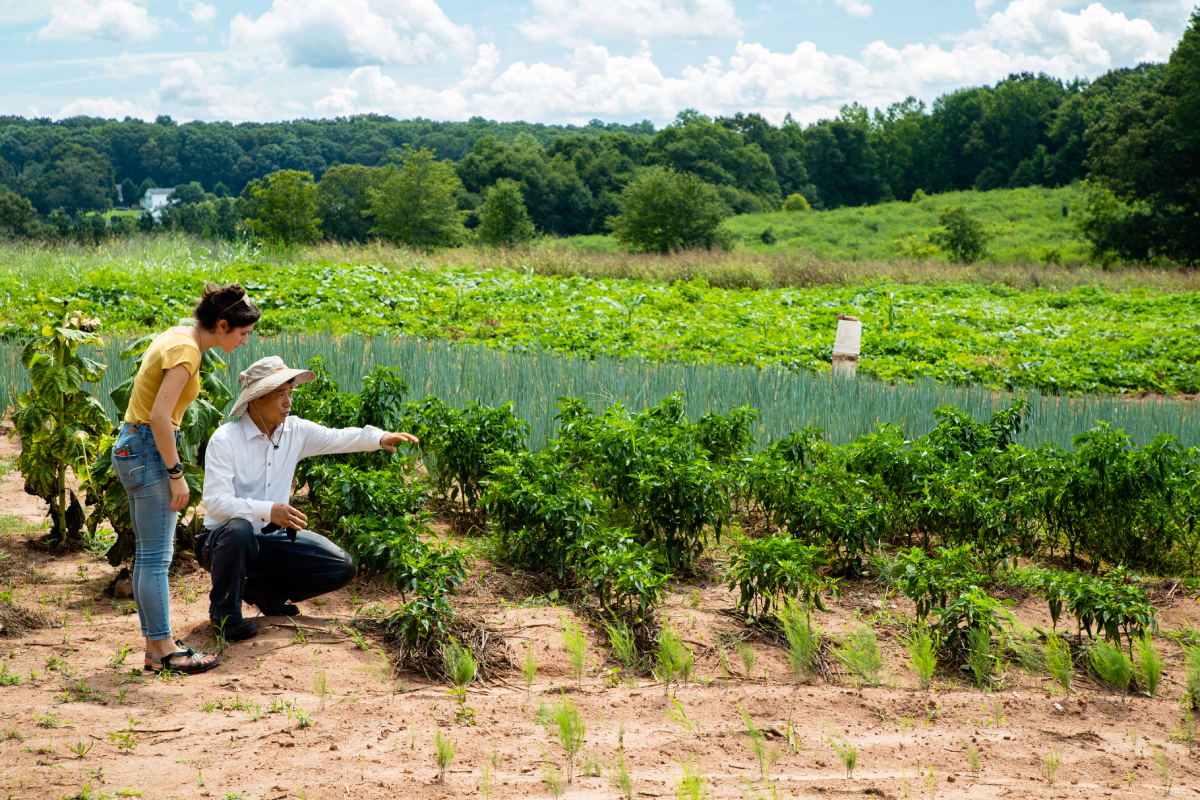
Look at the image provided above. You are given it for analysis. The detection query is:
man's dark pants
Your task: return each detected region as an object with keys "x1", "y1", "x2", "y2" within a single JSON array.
[{"x1": 194, "y1": 519, "x2": 356, "y2": 623}]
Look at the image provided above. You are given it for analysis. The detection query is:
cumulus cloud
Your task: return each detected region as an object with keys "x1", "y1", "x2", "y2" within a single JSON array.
[
  {"x1": 963, "y1": 0, "x2": 1174, "y2": 71},
  {"x1": 55, "y1": 96, "x2": 153, "y2": 120},
  {"x1": 186, "y1": 1, "x2": 217, "y2": 24},
  {"x1": 229, "y1": 0, "x2": 473, "y2": 69},
  {"x1": 834, "y1": 0, "x2": 872, "y2": 17},
  {"x1": 518, "y1": 0, "x2": 742, "y2": 45},
  {"x1": 150, "y1": 58, "x2": 261, "y2": 119},
  {"x1": 36, "y1": 0, "x2": 160, "y2": 42},
  {"x1": 312, "y1": 0, "x2": 1180, "y2": 125}
]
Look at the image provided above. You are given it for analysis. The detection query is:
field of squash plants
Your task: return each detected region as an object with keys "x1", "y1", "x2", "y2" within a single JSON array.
[{"x1": 3, "y1": 257, "x2": 1200, "y2": 394}]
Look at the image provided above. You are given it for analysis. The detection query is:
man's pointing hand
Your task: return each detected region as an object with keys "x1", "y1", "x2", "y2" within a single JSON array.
[{"x1": 379, "y1": 431, "x2": 419, "y2": 453}]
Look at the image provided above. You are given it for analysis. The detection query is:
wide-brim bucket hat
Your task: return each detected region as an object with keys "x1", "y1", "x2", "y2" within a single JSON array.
[{"x1": 229, "y1": 356, "x2": 315, "y2": 418}]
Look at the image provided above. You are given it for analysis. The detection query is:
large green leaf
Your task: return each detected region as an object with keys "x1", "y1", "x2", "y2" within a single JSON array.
[
  {"x1": 54, "y1": 327, "x2": 101, "y2": 346},
  {"x1": 120, "y1": 334, "x2": 156, "y2": 361},
  {"x1": 29, "y1": 358, "x2": 75, "y2": 397},
  {"x1": 181, "y1": 398, "x2": 224, "y2": 448},
  {"x1": 75, "y1": 356, "x2": 107, "y2": 383},
  {"x1": 110, "y1": 375, "x2": 136, "y2": 417},
  {"x1": 200, "y1": 370, "x2": 234, "y2": 410}
]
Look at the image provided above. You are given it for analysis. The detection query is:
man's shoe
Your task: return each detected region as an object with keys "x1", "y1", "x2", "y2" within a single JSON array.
[
  {"x1": 212, "y1": 618, "x2": 258, "y2": 642},
  {"x1": 258, "y1": 603, "x2": 301, "y2": 617},
  {"x1": 243, "y1": 586, "x2": 300, "y2": 617}
]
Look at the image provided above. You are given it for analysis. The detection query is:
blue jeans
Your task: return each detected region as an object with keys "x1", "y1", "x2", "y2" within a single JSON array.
[{"x1": 112, "y1": 423, "x2": 180, "y2": 640}]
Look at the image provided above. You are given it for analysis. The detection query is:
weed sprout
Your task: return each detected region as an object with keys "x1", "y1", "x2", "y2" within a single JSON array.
[{"x1": 905, "y1": 628, "x2": 937, "y2": 690}]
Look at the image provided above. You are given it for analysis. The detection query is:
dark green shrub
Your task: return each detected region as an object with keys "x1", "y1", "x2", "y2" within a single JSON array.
[
  {"x1": 888, "y1": 545, "x2": 978, "y2": 623},
  {"x1": 576, "y1": 528, "x2": 670, "y2": 624},
  {"x1": 726, "y1": 535, "x2": 838, "y2": 616},
  {"x1": 404, "y1": 397, "x2": 529, "y2": 512},
  {"x1": 485, "y1": 450, "x2": 598, "y2": 578}
]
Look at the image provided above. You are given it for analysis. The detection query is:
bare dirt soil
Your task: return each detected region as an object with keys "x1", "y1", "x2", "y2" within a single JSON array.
[{"x1": 2, "y1": 452, "x2": 1199, "y2": 799}]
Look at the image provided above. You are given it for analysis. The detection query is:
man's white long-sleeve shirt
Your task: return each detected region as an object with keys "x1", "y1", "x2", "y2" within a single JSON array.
[{"x1": 202, "y1": 413, "x2": 386, "y2": 533}]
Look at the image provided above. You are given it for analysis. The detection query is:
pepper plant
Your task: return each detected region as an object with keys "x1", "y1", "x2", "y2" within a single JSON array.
[{"x1": 13, "y1": 296, "x2": 110, "y2": 544}]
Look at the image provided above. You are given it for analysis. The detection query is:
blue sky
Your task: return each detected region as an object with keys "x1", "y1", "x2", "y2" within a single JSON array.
[{"x1": 0, "y1": 0, "x2": 1194, "y2": 125}]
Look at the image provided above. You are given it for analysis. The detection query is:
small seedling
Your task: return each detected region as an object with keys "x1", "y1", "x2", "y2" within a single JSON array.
[
  {"x1": 673, "y1": 753, "x2": 708, "y2": 800},
  {"x1": 612, "y1": 742, "x2": 633, "y2": 800},
  {"x1": 605, "y1": 619, "x2": 637, "y2": 678},
  {"x1": 542, "y1": 693, "x2": 586, "y2": 783},
  {"x1": 779, "y1": 600, "x2": 820, "y2": 682},
  {"x1": 1135, "y1": 633, "x2": 1164, "y2": 697},
  {"x1": 67, "y1": 740, "x2": 93, "y2": 758},
  {"x1": 906, "y1": 629, "x2": 937, "y2": 690},
  {"x1": 433, "y1": 725, "x2": 456, "y2": 782},
  {"x1": 824, "y1": 724, "x2": 857, "y2": 779},
  {"x1": 109, "y1": 646, "x2": 131, "y2": 670},
  {"x1": 1042, "y1": 746, "x2": 1062, "y2": 785},
  {"x1": 1091, "y1": 639, "x2": 1132, "y2": 693},
  {"x1": 561, "y1": 618, "x2": 587, "y2": 687},
  {"x1": 442, "y1": 640, "x2": 478, "y2": 725},
  {"x1": 1045, "y1": 635, "x2": 1073, "y2": 695},
  {"x1": 1153, "y1": 745, "x2": 1172, "y2": 792},
  {"x1": 35, "y1": 708, "x2": 67, "y2": 728},
  {"x1": 655, "y1": 619, "x2": 694, "y2": 694},
  {"x1": 311, "y1": 654, "x2": 331, "y2": 710},
  {"x1": 663, "y1": 696, "x2": 702, "y2": 737},
  {"x1": 966, "y1": 626, "x2": 993, "y2": 687},
  {"x1": 1126, "y1": 770, "x2": 1136, "y2": 787},
  {"x1": 738, "y1": 642, "x2": 755, "y2": 677},
  {"x1": 523, "y1": 644, "x2": 539, "y2": 693},
  {"x1": 542, "y1": 760, "x2": 565, "y2": 799},
  {"x1": 738, "y1": 703, "x2": 780, "y2": 784},
  {"x1": 965, "y1": 742, "x2": 980, "y2": 773},
  {"x1": 582, "y1": 752, "x2": 602, "y2": 777},
  {"x1": 834, "y1": 625, "x2": 883, "y2": 687},
  {"x1": 479, "y1": 764, "x2": 493, "y2": 800}
]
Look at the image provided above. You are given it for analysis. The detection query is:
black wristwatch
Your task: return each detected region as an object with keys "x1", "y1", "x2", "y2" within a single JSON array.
[{"x1": 167, "y1": 462, "x2": 184, "y2": 479}]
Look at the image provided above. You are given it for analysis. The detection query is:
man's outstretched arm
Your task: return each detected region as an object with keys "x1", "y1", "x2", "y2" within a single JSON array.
[{"x1": 295, "y1": 417, "x2": 418, "y2": 460}]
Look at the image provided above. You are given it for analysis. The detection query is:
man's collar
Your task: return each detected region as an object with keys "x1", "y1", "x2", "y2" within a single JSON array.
[{"x1": 237, "y1": 413, "x2": 293, "y2": 441}]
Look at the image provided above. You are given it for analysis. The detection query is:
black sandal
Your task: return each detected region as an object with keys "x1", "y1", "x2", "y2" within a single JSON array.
[
  {"x1": 145, "y1": 648, "x2": 223, "y2": 675},
  {"x1": 143, "y1": 639, "x2": 194, "y2": 670}
]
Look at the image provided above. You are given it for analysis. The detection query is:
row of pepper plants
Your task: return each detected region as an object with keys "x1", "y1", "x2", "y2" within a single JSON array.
[{"x1": 14, "y1": 299, "x2": 1197, "y2": 662}]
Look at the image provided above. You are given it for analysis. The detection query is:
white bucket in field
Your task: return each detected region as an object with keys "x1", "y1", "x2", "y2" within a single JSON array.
[{"x1": 832, "y1": 315, "x2": 861, "y2": 378}]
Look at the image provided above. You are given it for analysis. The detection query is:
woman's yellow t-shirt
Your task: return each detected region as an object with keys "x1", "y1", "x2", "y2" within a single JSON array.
[{"x1": 123, "y1": 330, "x2": 202, "y2": 429}]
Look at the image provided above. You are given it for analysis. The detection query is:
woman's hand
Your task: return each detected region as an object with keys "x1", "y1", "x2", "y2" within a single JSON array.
[{"x1": 169, "y1": 475, "x2": 190, "y2": 511}]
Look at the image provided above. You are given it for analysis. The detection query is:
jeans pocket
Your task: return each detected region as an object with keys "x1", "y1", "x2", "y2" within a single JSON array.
[{"x1": 113, "y1": 451, "x2": 150, "y2": 491}]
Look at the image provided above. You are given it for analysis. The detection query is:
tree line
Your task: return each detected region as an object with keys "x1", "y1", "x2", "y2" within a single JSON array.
[{"x1": 0, "y1": 11, "x2": 1197, "y2": 262}]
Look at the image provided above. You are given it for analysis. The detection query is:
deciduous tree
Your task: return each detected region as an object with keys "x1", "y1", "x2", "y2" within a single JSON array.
[
  {"x1": 369, "y1": 147, "x2": 465, "y2": 249},
  {"x1": 246, "y1": 169, "x2": 321, "y2": 244},
  {"x1": 610, "y1": 166, "x2": 732, "y2": 253}
]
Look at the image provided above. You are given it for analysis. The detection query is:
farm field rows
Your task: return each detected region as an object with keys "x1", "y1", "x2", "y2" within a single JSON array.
[
  {"x1": 2, "y1": 334, "x2": 1193, "y2": 453},
  {"x1": 1, "y1": 252, "x2": 1198, "y2": 394}
]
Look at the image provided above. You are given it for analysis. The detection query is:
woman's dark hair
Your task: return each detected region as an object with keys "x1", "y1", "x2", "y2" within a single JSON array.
[{"x1": 194, "y1": 283, "x2": 262, "y2": 331}]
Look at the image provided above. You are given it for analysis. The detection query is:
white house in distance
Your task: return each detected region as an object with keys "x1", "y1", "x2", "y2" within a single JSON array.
[{"x1": 141, "y1": 188, "x2": 175, "y2": 220}]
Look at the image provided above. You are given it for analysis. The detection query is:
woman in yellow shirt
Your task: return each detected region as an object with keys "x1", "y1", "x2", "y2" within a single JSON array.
[{"x1": 113, "y1": 283, "x2": 260, "y2": 674}]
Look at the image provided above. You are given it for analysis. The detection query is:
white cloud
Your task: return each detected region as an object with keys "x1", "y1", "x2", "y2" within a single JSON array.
[
  {"x1": 312, "y1": 1, "x2": 1180, "y2": 126},
  {"x1": 55, "y1": 96, "x2": 153, "y2": 120},
  {"x1": 36, "y1": 0, "x2": 160, "y2": 42},
  {"x1": 150, "y1": 58, "x2": 260, "y2": 119},
  {"x1": 228, "y1": 0, "x2": 473, "y2": 69},
  {"x1": 834, "y1": 0, "x2": 872, "y2": 17},
  {"x1": 187, "y1": 1, "x2": 217, "y2": 24},
  {"x1": 517, "y1": 0, "x2": 742, "y2": 45}
]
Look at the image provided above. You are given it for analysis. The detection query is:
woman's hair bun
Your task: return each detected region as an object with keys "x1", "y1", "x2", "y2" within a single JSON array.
[{"x1": 193, "y1": 282, "x2": 262, "y2": 331}]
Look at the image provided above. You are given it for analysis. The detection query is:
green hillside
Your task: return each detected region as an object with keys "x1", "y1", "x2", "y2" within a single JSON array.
[{"x1": 559, "y1": 185, "x2": 1088, "y2": 265}]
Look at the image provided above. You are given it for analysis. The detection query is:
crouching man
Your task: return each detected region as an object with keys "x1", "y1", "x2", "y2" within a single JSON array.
[{"x1": 195, "y1": 356, "x2": 418, "y2": 641}]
